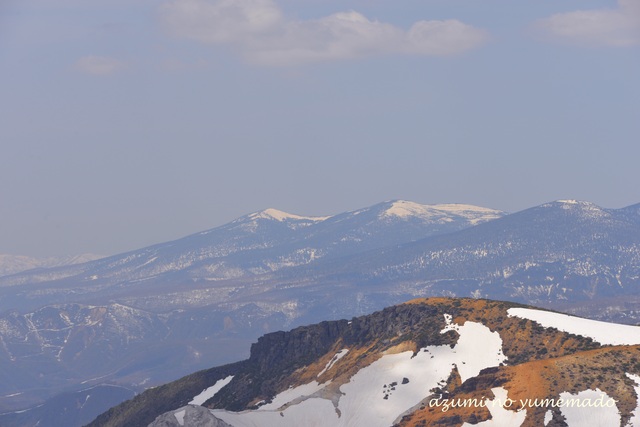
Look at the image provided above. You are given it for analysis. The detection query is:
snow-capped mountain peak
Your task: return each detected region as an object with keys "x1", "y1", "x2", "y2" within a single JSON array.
[
  {"x1": 379, "y1": 200, "x2": 436, "y2": 219},
  {"x1": 379, "y1": 200, "x2": 504, "y2": 225},
  {"x1": 539, "y1": 199, "x2": 612, "y2": 220},
  {"x1": 556, "y1": 199, "x2": 582, "y2": 204},
  {"x1": 544, "y1": 199, "x2": 600, "y2": 208},
  {"x1": 247, "y1": 208, "x2": 330, "y2": 223}
]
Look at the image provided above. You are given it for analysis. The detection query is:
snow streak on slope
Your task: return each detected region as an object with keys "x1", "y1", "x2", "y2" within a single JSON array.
[
  {"x1": 211, "y1": 315, "x2": 505, "y2": 427},
  {"x1": 189, "y1": 376, "x2": 234, "y2": 406},
  {"x1": 507, "y1": 308, "x2": 640, "y2": 345},
  {"x1": 317, "y1": 349, "x2": 348, "y2": 377}
]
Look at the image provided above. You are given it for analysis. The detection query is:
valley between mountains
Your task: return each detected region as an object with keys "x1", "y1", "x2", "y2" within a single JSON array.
[{"x1": 1, "y1": 199, "x2": 640, "y2": 426}]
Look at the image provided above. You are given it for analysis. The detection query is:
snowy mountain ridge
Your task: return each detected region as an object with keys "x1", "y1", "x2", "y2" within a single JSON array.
[
  {"x1": 380, "y1": 200, "x2": 504, "y2": 224},
  {"x1": 245, "y1": 208, "x2": 330, "y2": 223},
  {"x1": 0, "y1": 200, "x2": 504, "y2": 295}
]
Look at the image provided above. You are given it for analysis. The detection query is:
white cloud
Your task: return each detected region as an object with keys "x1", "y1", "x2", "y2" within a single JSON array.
[
  {"x1": 159, "y1": 0, "x2": 488, "y2": 66},
  {"x1": 160, "y1": 0, "x2": 282, "y2": 44},
  {"x1": 74, "y1": 55, "x2": 126, "y2": 75},
  {"x1": 535, "y1": 0, "x2": 640, "y2": 47}
]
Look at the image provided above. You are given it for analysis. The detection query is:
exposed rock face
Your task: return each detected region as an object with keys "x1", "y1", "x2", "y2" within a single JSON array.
[
  {"x1": 148, "y1": 405, "x2": 232, "y2": 427},
  {"x1": 208, "y1": 303, "x2": 457, "y2": 411}
]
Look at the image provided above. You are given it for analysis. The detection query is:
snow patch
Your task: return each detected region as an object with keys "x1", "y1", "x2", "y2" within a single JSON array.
[
  {"x1": 441, "y1": 314, "x2": 506, "y2": 382},
  {"x1": 558, "y1": 389, "x2": 620, "y2": 427},
  {"x1": 189, "y1": 375, "x2": 234, "y2": 406},
  {"x1": 507, "y1": 308, "x2": 640, "y2": 345},
  {"x1": 544, "y1": 409, "x2": 553, "y2": 425}
]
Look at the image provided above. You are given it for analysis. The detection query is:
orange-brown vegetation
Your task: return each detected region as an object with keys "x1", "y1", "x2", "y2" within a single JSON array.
[{"x1": 395, "y1": 299, "x2": 640, "y2": 427}]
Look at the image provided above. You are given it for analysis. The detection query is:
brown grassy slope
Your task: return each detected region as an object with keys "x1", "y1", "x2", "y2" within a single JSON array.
[{"x1": 406, "y1": 298, "x2": 602, "y2": 361}]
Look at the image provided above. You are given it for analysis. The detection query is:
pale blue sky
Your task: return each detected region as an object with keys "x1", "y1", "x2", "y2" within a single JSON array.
[{"x1": 1, "y1": 0, "x2": 639, "y2": 257}]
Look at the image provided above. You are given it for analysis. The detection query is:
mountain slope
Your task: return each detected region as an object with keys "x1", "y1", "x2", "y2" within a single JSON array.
[
  {"x1": 0, "y1": 201, "x2": 504, "y2": 313},
  {"x1": 88, "y1": 298, "x2": 640, "y2": 427},
  {"x1": 266, "y1": 200, "x2": 640, "y2": 322},
  {"x1": 0, "y1": 253, "x2": 103, "y2": 277}
]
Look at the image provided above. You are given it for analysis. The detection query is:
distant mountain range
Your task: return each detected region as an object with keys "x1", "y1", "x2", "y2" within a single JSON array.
[
  {"x1": 87, "y1": 298, "x2": 640, "y2": 427},
  {"x1": 0, "y1": 253, "x2": 103, "y2": 277},
  {"x1": 0, "y1": 201, "x2": 504, "y2": 304},
  {"x1": 1, "y1": 199, "x2": 640, "y2": 427},
  {"x1": 282, "y1": 200, "x2": 640, "y2": 322}
]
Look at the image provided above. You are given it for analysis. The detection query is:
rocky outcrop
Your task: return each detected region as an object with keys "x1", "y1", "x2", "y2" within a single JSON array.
[{"x1": 207, "y1": 303, "x2": 457, "y2": 411}]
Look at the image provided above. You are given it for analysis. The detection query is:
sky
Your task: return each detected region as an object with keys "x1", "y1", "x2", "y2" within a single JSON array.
[{"x1": 1, "y1": 0, "x2": 639, "y2": 257}]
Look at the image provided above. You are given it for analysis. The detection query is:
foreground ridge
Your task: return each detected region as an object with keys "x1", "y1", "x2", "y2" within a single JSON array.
[{"x1": 89, "y1": 298, "x2": 640, "y2": 427}]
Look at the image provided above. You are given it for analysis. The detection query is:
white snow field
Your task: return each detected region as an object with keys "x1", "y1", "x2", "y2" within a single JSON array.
[
  {"x1": 507, "y1": 308, "x2": 640, "y2": 345},
  {"x1": 558, "y1": 389, "x2": 620, "y2": 427},
  {"x1": 211, "y1": 314, "x2": 506, "y2": 427},
  {"x1": 257, "y1": 381, "x2": 327, "y2": 411}
]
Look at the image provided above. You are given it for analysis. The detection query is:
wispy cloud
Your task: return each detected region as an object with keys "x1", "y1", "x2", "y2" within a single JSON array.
[
  {"x1": 159, "y1": 0, "x2": 489, "y2": 66},
  {"x1": 535, "y1": 0, "x2": 640, "y2": 47},
  {"x1": 74, "y1": 55, "x2": 127, "y2": 75}
]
